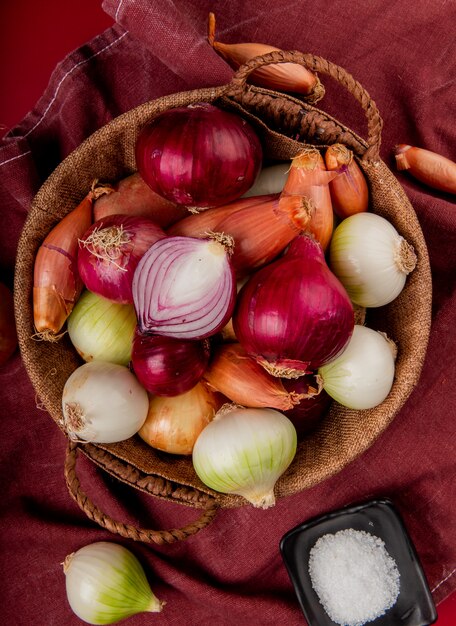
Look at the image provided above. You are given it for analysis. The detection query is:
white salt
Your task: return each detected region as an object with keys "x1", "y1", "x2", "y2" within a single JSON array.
[{"x1": 308, "y1": 528, "x2": 400, "y2": 626}]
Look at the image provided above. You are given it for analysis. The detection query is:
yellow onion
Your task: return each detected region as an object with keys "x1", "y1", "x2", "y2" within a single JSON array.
[{"x1": 138, "y1": 382, "x2": 223, "y2": 455}]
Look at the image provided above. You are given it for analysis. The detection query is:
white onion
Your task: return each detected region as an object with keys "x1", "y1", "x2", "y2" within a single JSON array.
[
  {"x1": 242, "y1": 162, "x2": 289, "y2": 197},
  {"x1": 329, "y1": 212, "x2": 417, "y2": 307},
  {"x1": 317, "y1": 325, "x2": 396, "y2": 410},
  {"x1": 64, "y1": 541, "x2": 163, "y2": 624},
  {"x1": 192, "y1": 404, "x2": 297, "y2": 509},
  {"x1": 67, "y1": 290, "x2": 136, "y2": 366},
  {"x1": 61, "y1": 361, "x2": 149, "y2": 443}
]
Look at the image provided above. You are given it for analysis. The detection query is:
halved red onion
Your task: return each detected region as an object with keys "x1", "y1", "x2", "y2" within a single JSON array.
[
  {"x1": 233, "y1": 234, "x2": 354, "y2": 378},
  {"x1": 132, "y1": 235, "x2": 236, "y2": 339},
  {"x1": 135, "y1": 103, "x2": 263, "y2": 209},
  {"x1": 131, "y1": 329, "x2": 210, "y2": 397},
  {"x1": 78, "y1": 214, "x2": 166, "y2": 304}
]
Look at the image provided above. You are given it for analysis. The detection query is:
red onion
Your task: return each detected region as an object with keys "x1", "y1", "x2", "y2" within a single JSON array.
[
  {"x1": 131, "y1": 329, "x2": 210, "y2": 396},
  {"x1": 78, "y1": 215, "x2": 166, "y2": 304},
  {"x1": 135, "y1": 103, "x2": 263, "y2": 209},
  {"x1": 132, "y1": 235, "x2": 236, "y2": 339},
  {"x1": 282, "y1": 376, "x2": 332, "y2": 437},
  {"x1": 233, "y1": 234, "x2": 354, "y2": 378}
]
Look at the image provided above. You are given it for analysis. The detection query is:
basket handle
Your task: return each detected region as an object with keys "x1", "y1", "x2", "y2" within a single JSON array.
[
  {"x1": 64, "y1": 441, "x2": 219, "y2": 545},
  {"x1": 226, "y1": 50, "x2": 383, "y2": 162}
]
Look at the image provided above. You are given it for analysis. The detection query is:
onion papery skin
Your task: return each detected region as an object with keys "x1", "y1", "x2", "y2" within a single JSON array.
[
  {"x1": 135, "y1": 103, "x2": 263, "y2": 209},
  {"x1": 67, "y1": 290, "x2": 137, "y2": 366},
  {"x1": 318, "y1": 325, "x2": 396, "y2": 410},
  {"x1": 78, "y1": 214, "x2": 166, "y2": 304},
  {"x1": 139, "y1": 382, "x2": 222, "y2": 455},
  {"x1": 33, "y1": 190, "x2": 93, "y2": 337},
  {"x1": 329, "y1": 212, "x2": 417, "y2": 307},
  {"x1": 192, "y1": 405, "x2": 297, "y2": 508},
  {"x1": 233, "y1": 234, "x2": 354, "y2": 378},
  {"x1": 62, "y1": 361, "x2": 149, "y2": 443},
  {"x1": 132, "y1": 235, "x2": 236, "y2": 340},
  {"x1": 214, "y1": 194, "x2": 306, "y2": 277},
  {"x1": 282, "y1": 376, "x2": 332, "y2": 437},
  {"x1": 131, "y1": 329, "x2": 210, "y2": 396}
]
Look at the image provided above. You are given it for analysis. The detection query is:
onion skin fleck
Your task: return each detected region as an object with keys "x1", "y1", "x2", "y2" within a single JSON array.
[
  {"x1": 233, "y1": 234, "x2": 354, "y2": 378},
  {"x1": 136, "y1": 103, "x2": 263, "y2": 209},
  {"x1": 395, "y1": 144, "x2": 456, "y2": 194}
]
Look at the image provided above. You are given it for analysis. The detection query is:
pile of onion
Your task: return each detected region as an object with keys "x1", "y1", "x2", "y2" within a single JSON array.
[{"x1": 33, "y1": 119, "x2": 417, "y2": 512}]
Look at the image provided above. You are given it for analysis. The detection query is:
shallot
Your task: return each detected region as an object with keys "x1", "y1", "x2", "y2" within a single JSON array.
[
  {"x1": 208, "y1": 13, "x2": 323, "y2": 101},
  {"x1": 33, "y1": 190, "x2": 94, "y2": 339},
  {"x1": 395, "y1": 144, "x2": 456, "y2": 194}
]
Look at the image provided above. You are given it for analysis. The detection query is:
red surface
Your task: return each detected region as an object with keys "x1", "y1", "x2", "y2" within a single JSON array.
[
  {"x1": 0, "y1": 2, "x2": 455, "y2": 625},
  {"x1": 0, "y1": 0, "x2": 114, "y2": 131}
]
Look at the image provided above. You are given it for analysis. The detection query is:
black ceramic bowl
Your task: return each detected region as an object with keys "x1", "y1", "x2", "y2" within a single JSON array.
[{"x1": 280, "y1": 498, "x2": 437, "y2": 626}]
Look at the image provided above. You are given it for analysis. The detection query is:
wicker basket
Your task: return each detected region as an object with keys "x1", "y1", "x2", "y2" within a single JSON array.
[{"x1": 14, "y1": 51, "x2": 432, "y2": 544}]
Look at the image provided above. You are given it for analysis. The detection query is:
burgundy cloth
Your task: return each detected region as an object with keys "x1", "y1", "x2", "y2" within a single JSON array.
[{"x1": 1, "y1": 1, "x2": 455, "y2": 624}]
